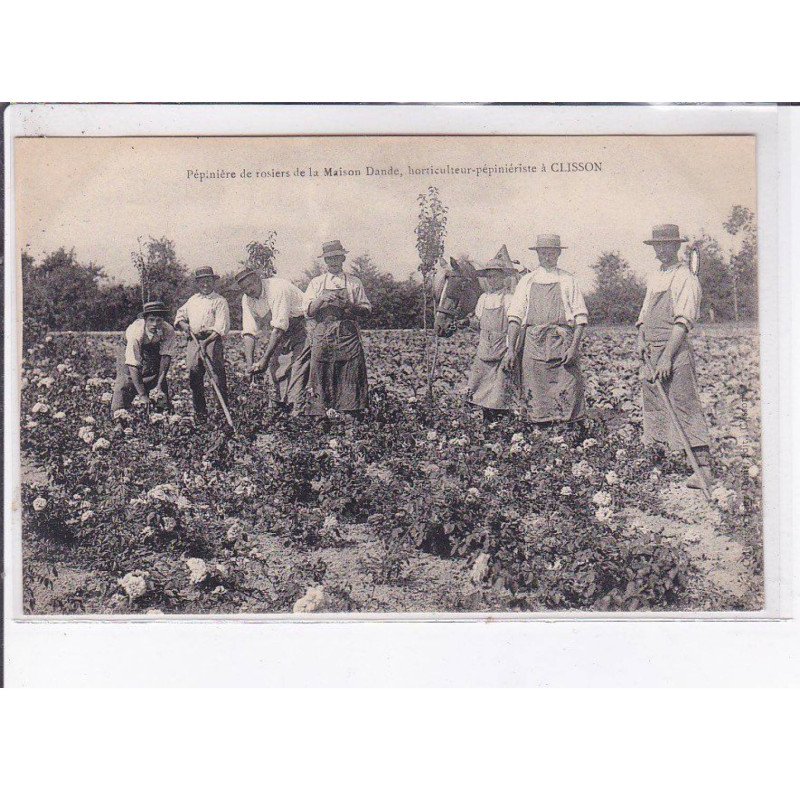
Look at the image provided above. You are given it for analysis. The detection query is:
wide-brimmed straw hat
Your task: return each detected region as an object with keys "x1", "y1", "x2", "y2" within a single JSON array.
[
  {"x1": 234, "y1": 266, "x2": 260, "y2": 286},
  {"x1": 644, "y1": 224, "x2": 688, "y2": 245},
  {"x1": 193, "y1": 266, "x2": 219, "y2": 281},
  {"x1": 319, "y1": 240, "x2": 349, "y2": 259},
  {"x1": 138, "y1": 300, "x2": 169, "y2": 319},
  {"x1": 529, "y1": 234, "x2": 567, "y2": 251}
]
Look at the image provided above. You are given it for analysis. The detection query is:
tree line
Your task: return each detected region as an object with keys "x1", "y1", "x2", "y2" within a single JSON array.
[{"x1": 20, "y1": 206, "x2": 757, "y2": 332}]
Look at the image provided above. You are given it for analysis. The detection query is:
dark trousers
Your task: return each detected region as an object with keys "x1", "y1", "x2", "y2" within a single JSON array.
[{"x1": 187, "y1": 337, "x2": 228, "y2": 417}]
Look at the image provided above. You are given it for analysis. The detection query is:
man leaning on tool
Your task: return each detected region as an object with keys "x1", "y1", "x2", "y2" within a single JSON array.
[
  {"x1": 174, "y1": 266, "x2": 231, "y2": 421},
  {"x1": 637, "y1": 224, "x2": 713, "y2": 489},
  {"x1": 237, "y1": 262, "x2": 308, "y2": 412}
]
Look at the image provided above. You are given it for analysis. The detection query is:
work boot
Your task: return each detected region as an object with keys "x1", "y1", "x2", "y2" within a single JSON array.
[{"x1": 686, "y1": 466, "x2": 713, "y2": 490}]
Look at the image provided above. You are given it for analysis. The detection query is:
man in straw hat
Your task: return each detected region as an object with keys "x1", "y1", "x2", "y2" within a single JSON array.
[
  {"x1": 174, "y1": 266, "x2": 231, "y2": 421},
  {"x1": 504, "y1": 234, "x2": 589, "y2": 424},
  {"x1": 297, "y1": 240, "x2": 372, "y2": 418},
  {"x1": 237, "y1": 263, "x2": 308, "y2": 411},
  {"x1": 111, "y1": 300, "x2": 177, "y2": 414},
  {"x1": 637, "y1": 224, "x2": 712, "y2": 489},
  {"x1": 466, "y1": 248, "x2": 518, "y2": 423}
]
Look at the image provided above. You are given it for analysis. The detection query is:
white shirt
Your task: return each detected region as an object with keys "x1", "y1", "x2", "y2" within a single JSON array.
[
  {"x1": 174, "y1": 292, "x2": 230, "y2": 336},
  {"x1": 302, "y1": 271, "x2": 372, "y2": 316},
  {"x1": 124, "y1": 319, "x2": 177, "y2": 367},
  {"x1": 241, "y1": 277, "x2": 306, "y2": 334},
  {"x1": 636, "y1": 263, "x2": 701, "y2": 330},
  {"x1": 507, "y1": 268, "x2": 589, "y2": 326},
  {"x1": 474, "y1": 290, "x2": 513, "y2": 321}
]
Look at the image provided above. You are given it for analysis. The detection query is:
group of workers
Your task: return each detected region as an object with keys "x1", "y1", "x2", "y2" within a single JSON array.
[{"x1": 110, "y1": 226, "x2": 713, "y2": 489}]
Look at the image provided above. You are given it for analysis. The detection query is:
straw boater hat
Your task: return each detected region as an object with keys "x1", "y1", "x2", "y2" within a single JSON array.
[
  {"x1": 138, "y1": 300, "x2": 168, "y2": 319},
  {"x1": 234, "y1": 266, "x2": 260, "y2": 286},
  {"x1": 319, "y1": 240, "x2": 349, "y2": 259},
  {"x1": 529, "y1": 234, "x2": 567, "y2": 251},
  {"x1": 644, "y1": 224, "x2": 688, "y2": 245},
  {"x1": 475, "y1": 244, "x2": 519, "y2": 275},
  {"x1": 193, "y1": 266, "x2": 219, "y2": 280}
]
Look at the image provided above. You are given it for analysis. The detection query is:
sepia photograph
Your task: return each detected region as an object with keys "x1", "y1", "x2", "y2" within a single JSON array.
[{"x1": 12, "y1": 132, "x2": 764, "y2": 617}]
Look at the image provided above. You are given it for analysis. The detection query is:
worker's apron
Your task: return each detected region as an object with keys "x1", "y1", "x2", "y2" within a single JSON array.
[
  {"x1": 305, "y1": 299, "x2": 369, "y2": 415},
  {"x1": 467, "y1": 296, "x2": 514, "y2": 410},
  {"x1": 519, "y1": 281, "x2": 585, "y2": 423},
  {"x1": 640, "y1": 280, "x2": 710, "y2": 450}
]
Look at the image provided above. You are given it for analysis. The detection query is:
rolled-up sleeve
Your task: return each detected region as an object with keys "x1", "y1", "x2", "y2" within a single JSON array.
[
  {"x1": 671, "y1": 270, "x2": 701, "y2": 329},
  {"x1": 353, "y1": 279, "x2": 372, "y2": 311},
  {"x1": 124, "y1": 325, "x2": 143, "y2": 367},
  {"x1": 506, "y1": 276, "x2": 529, "y2": 324},
  {"x1": 173, "y1": 302, "x2": 188, "y2": 330},
  {"x1": 213, "y1": 297, "x2": 231, "y2": 336},
  {"x1": 565, "y1": 275, "x2": 588, "y2": 325},
  {"x1": 159, "y1": 325, "x2": 178, "y2": 357},
  {"x1": 241, "y1": 296, "x2": 261, "y2": 336},
  {"x1": 474, "y1": 293, "x2": 486, "y2": 321},
  {"x1": 268, "y1": 285, "x2": 293, "y2": 332}
]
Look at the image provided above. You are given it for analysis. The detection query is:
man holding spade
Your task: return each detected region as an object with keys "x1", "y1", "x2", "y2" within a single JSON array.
[
  {"x1": 637, "y1": 224, "x2": 712, "y2": 489},
  {"x1": 174, "y1": 266, "x2": 231, "y2": 421}
]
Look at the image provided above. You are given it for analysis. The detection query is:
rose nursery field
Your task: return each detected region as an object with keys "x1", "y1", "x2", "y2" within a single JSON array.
[{"x1": 18, "y1": 325, "x2": 763, "y2": 615}]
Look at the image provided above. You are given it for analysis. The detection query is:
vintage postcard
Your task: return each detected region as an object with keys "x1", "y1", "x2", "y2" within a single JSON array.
[{"x1": 10, "y1": 128, "x2": 768, "y2": 617}]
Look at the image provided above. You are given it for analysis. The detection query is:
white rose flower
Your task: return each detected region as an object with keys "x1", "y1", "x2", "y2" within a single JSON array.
[
  {"x1": 615, "y1": 448, "x2": 626, "y2": 460},
  {"x1": 592, "y1": 490, "x2": 613, "y2": 507},
  {"x1": 186, "y1": 557, "x2": 209, "y2": 585},
  {"x1": 162, "y1": 517, "x2": 177, "y2": 532},
  {"x1": 582, "y1": 438, "x2": 598, "y2": 449},
  {"x1": 511, "y1": 432, "x2": 525, "y2": 444},
  {"x1": 80, "y1": 510, "x2": 95, "y2": 523},
  {"x1": 748, "y1": 465, "x2": 760, "y2": 478},
  {"x1": 322, "y1": 514, "x2": 338, "y2": 529},
  {"x1": 605, "y1": 470, "x2": 619, "y2": 485},
  {"x1": 118, "y1": 571, "x2": 149, "y2": 601},
  {"x1": 92, "y1": 437, "x2": 111, "y2": 452},
  {"x1": 113, "y1": 408, "x2": 131, "y2": 421},
  {"x1": 328, "y1": 438, "x2": 339, "y2": 450},
  {"x1": 33, "y1": 496, "x2": 48, "y2": 512},
  {"x1": 293, "y1": 586, "x2": 326, "y2": 613},
  {"x1": 83, "y1": 416, "x2": 96, "y2": 425},
  {"x1": 427, "y1": 430, "x2": 438, "y2": 441},
  {"x1": 484, "y1": 466, "x2": 499, "y2": 480},
  {"x1": 560, "y1": 486, "x2": 573, "y2": 497},
  {"x1": 31, "y1": 402, "x2": 50, "y2": 414},
  {"x1": 53, "y1": 411, "x2": 66, "y2": 420},
  {"x1": 101, "y1": 392, "x2": 113, "y2": 404}
]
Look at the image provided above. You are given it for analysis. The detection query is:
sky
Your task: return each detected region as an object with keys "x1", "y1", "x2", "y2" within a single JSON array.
[{"x1": 14, "y1": 134, "x2": 756, "y2": 292}]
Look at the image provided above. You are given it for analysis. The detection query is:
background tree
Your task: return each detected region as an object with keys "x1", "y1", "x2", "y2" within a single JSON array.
[
  {"x1": 722, "y1": 205, "x2": 758, "y2": 321},
  {"x1": 241, "y1": 233, "x2": 278, "y2": 274},
  {"x1": 586, "y1": 251, "x2": 645, "y2": 324},
  {"x1": 415, "y1": 187, "x2": 448, "y2": 329},
  {"x1": 131, "y1": 236, "x2": 190, "y2": 310},
  {"x1": 295, "y1": 259, "x2": 325, "y2": 291},
  {"x1": 21, "y1": 247, "x2": 109, "y2": 331}
]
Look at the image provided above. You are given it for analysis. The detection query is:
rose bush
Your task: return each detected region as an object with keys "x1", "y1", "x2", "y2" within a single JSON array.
[{"x1": 19, "y1": 326, "x2": 762, "y2": 613}]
